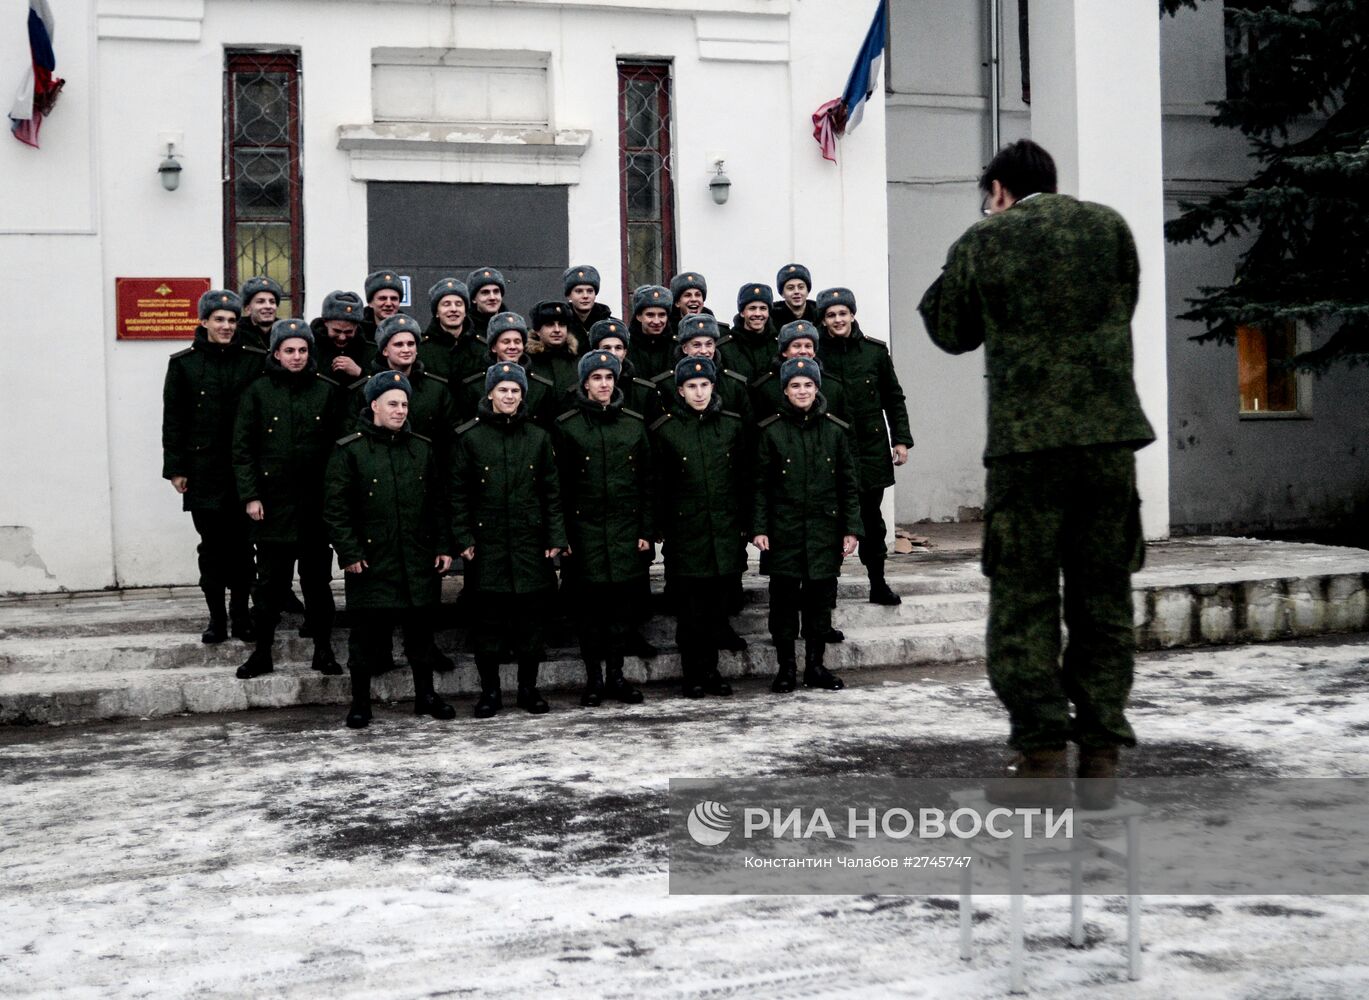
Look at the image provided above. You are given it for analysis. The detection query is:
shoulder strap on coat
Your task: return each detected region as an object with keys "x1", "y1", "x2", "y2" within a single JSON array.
[
  {"x1": 427, "y1": 372, "x2": 449, "y2": 386},
  {"x1": 648, "y1": 413, "x2": 672, "y2": 432},
  {"x1": 455, "y1": 417, "x2": 480, "y2": 434},
  {"x1": 170, "y1": 346, "x2": 194, "y2": 359},
  {"x1": 556, "y1": 409, "x2": 579, "y2": 424},
  {"x1": 410, "y1": 431, "x2": 433, "y2": 444},
  {"x1": 824, "y1": 413, "x2": 851, "y2": 430},
  {"x1": 722, "y1": 369, "x2": 748, "y2": 384},
  {"x1": 335, "y1": 432, "x2": 363, "y2": 446},
  {"x1": 622, "y1": 407, "x2": 645, "y2": 421},
  {"x1": 530, "y1": 371, "x2": 554, "y2": 387},
  {"x1": 758, "y1": 414, "x2": 781, "y2": 428}
]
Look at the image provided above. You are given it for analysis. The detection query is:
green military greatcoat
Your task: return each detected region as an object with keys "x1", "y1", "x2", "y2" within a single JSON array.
[
  {"x1": 720, "y1": 315, "x2": 779, "y2": 382},
  {"x1": 232, "y1": 356, "x2": 345, "y2": 544},
  {"x1": 322, "y1": 417, "x2": 450, "y2": 610},
  {"x1": 459, "y1": 353, "x2": 558, "y2": 426},
  {"x1": 553, "y1": 389, "x2": 655, "y2": 584},
  {"x1": 817, "y1": 322, "x2": 914, "y2": 491},
  {"x1": 161, "y1": 327, "x2": 266, "y2": 512},
  {"x1": 418, "y1": 315, "x2": 487, "y2": 386},
  {"x1": 451, "y1": 399, "x2": 567, "y2": 595},
  {"x1": 649, "y1": 395, "x2": 750, "y2": 579},
  {"x1": 752, "y1": 398, "x2": 863, "y2": 580}
]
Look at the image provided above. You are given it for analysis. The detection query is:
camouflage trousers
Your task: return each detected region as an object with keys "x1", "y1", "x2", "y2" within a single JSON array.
[{"x1": 982, "y1": 445, "x2": 1144, "y2": 752}]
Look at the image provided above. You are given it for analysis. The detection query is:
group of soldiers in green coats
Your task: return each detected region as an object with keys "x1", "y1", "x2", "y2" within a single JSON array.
[{"x1": 163, "y1": 261, "x2": 913, "y2": 729}]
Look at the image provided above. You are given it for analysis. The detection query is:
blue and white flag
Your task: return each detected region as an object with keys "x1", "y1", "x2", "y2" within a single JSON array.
[
  {"x1": 9, "y1": 0, "x2": 63, "y2": 148},
  {"x1": 839, "y1": 0, "x2": 888, "y2": 134}
]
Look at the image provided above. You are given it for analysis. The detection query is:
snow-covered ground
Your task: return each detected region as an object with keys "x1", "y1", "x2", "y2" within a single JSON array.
[{"x1": 3, "y1": 636, "x2": 1369, "y2": 998}]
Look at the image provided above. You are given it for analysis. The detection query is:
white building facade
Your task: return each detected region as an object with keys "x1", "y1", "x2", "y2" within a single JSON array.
[{"x1": 1, "y1": 0, "x2": 892, "y2": 593}]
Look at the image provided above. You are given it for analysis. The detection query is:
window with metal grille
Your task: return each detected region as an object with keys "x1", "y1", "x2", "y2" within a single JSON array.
[
  {"x1": 224, "y1": 51, "x2": 304, "y2": 315},
  {"x1": 618, "y1": 61, "x2": 676, "y2": 308}
]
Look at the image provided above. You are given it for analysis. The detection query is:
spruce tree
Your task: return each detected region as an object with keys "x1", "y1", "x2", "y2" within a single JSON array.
[{"x1": 1162, "y1": 1, "x2": 1368, "y2": 369}]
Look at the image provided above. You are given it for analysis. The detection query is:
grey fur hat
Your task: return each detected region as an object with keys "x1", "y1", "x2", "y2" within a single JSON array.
[
  {"x1": 486, "y1": 312, "x2": 528, "y2": 349},
  {"x1": 467, "y1": 267, "x2": 506, "y2": 296},
  {"x1": 199, "y1": 289, "x2": 242, "y2": 320},
  {"x1": 364, "y1": 270, "x2": 404, "y2": 302},
  {"x1": 632, "y1": 284, "x2": 672, "y2": 317},
  {"x1": 240, "y1": 275, "x2": 284, "y2": 304},
  {"x1": 485, "y1": 361, "x2": 528, "y2": 396},
  {"x1": 670, "y1": 271, "x2": 707, "y2": 301},
  {"x1": 269, "y1": 317, "x2": 313, "y2": 352},
  {"x1": 817, "y1": 286, "x2": 857, "y2": 317},
  {"x1": 676, "y1": 313, "x2": 721, "y2": 343},
  {"x1": 364, "y1": 370, "x2": 412, "y2": 403},
  {"x1": 776, "y1": 263, "x2": 813, "y2": 292},
  {"x1": 376, "y1": 314, "x2": 422, "y2": 352},
  {"x1": 779, "y1": 320, "x2": 820, "y2": 352},
  {"x1": 780, "y1": 356, "x2": 822, "y2": 388},
  {"x1": 675, "y1": 356, "x2": 717, "y2": 386},
  {"x1": 588, "y1": 317, "x2": 629, "y2": 348},
  {"x1": 563, "y1": 264, "x2": 601, "y2": 295},
  {"x1": 737, "y1": 283, "x2": 773, "y2": 312},
  {"x1": 321, "y1": 290, "x2": 364, "y2": 323},
  {"x1": 428, "y1": 277, "x2": 470, "y2": 314},
  {"x1": 578, "y1": 349, "x2": 622, "y2": 384}
]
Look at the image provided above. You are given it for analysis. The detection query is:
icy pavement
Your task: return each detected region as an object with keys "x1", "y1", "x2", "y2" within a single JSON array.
[{"x1": 3, "y1": 636, "x2": 1369, "y2": 999}]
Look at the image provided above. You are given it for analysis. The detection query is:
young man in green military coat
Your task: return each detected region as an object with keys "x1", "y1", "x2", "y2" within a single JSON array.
[
  {"x1": 451, "y1": 362, "x2": 567, "y2": 718},
  {"x1": 650, "y1": 357, "x2": 749, "y2": 697},
  {"x1": 724, "y1": 282, "x2": 779, "y2": 381},
  {"x1": 917, "y1": 139, "x2": 1155, "y2": 808},
  {"x1": 237, "y1": 275, "x2": 282, "y2": 351},
  {"x1": 526, "y1": 300, "x2": 582, "y2": 397},
  {"x1": 772, "y1": 263, "x2": 820, "y2": 327},
  {"x1": 553, "y1": 350, "x2": 655, "y2": 706},
  {"x1": 162, "y1": 289, "x2": 266, "y2": 644},
  {"x1": 816, "y1": 287, "x2": 914, "y2": 606},
  {"x1": 310, "y1": 290, "x2": 369, "y2": 386},
  {"x1": 466, "y1": 267, "x2": 506, "y2": 343},
  {"x1": 457, "y1": 312, "x2": 559, "y2": 425},
  {"x1": 418, "y1": 277, "x2": 485, "y2": 385},
  {"x1": 666, "y1": 271, "x2": 716, "y2": 345},
  {"x1": 358, "y1": 270, "x2": 403, "y2": 346},
  {"x1": 590, "y1": 316, "x2": 664, "y2": 419},
  {"x1": 652, "y1": 314, "x2": 754, "y2": 424},
  {"x1": 323, "y1": 371, "x2": 457, "y2": 729},
  {"x1": 627, "y1": 284, "x2": 676, "y2": 381},
  {"x1": 563, "y1": 265, "x2": 611, "y2": 354},
  {"x1": 232, "y1": 318, "x2": 346, "y2": 680},
  {"x1": 752, "y1": 358, "x2": 862, "y2": 693},
  {"x1": 750, "y1": 320, "x2": 849, "y2": 424}
]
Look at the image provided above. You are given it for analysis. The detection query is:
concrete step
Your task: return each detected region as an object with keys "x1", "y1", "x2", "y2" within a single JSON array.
[{"x1": 0, "y1": 621, "x2": 986, "y2": 725}]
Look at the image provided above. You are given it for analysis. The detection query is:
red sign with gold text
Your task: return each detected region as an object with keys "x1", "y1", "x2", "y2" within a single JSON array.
[{"x1": 116, "y1": 277, "x2": 212, "y2": 340}]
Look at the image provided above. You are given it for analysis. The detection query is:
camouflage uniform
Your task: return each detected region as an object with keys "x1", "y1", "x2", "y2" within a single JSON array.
[{"x1": 918, "y1": 192, "x2": 1156, "y2": 752}]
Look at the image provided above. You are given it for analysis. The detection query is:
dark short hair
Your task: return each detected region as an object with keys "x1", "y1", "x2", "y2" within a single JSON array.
[{"x1": 979, "y1": 139, "x2": 1057, "y2": 199}]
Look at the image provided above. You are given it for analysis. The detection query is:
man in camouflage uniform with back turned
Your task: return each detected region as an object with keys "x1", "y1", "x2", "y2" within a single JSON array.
[{"x1": 917, "y1": 140, "x2": 1155, "y2": 809}]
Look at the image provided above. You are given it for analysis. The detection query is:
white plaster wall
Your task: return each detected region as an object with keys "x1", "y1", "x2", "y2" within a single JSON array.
[
  {"x1": 0, "y1": 0, "x2": 117, "y2": 593},
  {"x1": 5, "y1": 0, "x2": 889, "y2": 591}
]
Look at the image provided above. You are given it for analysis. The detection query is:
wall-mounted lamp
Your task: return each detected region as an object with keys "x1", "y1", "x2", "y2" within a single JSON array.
[
  {"x1": 158, "y1": 141, "x2": 182, "y2": 192},
  {"x1": 708, "y1": 158, "x2": 731, "y2": 205}
]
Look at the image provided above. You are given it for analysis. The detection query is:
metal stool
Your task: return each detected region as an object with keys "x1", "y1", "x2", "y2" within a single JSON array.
[{"x1": 950, "y1": 789, "x2": 1146, "y2": 993}]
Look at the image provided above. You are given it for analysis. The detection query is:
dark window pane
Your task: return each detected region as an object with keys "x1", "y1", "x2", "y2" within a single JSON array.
[
  {"x1": 233, "y1": 149, "x2": 291, "y2": 219},
  {"x1": 625, "y1": 152, "x2": 661, "y2": 219},
  {"x1": 234, "y1": 73, "x2": 291, "y2": 145},
  {"x1": 628, "y1": 222, "x2": 663, "y2": 291},
  {"x1": 624, "y1": 80, "x2": 659, "y2": 150}
]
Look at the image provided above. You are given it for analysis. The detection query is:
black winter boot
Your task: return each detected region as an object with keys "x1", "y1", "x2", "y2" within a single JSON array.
[
  {"x1": 229, "y1": 591, "x2": 256, "y2": 640},
  {"x1": 867, "y1": 564, "x2": 902, "y2": 606},
  {"x1": 345, "y1": 666, "x2": 372, "y2": 729},
  {"x1": 821, "y1": 626, "x2": 846, "y2": 643},
  {"x1": 474, "y1": 657, "x2": 503, "y2": 718},
  {"x1": 680, "y1": 649, "x2": 706, "y2": 699},
  {"x1": 412, "y1": 663, "x2": 456, "y2": 720},
  {"x1": 200, "y1": 589, "x2": 228, "y2": 644},
  {"x1": 311, "y1": 636, "x2": 343, "y2": 675},
  {"x1": 770, "y1": 640, "x2": 798, "y2": 694},
  {"x1": 581, "y1": 660, "x2": 605, "y2": 707},
  {"x1": 515, "y1": 659, "x2": 549, "y2": 714},
  {"x1": 802, "y1": 642, "x2": 844, "y2": 690},
  {"x1": 605, "y1": 655, "x2": 644, "y2": 704},
  {"x1": 700, "y1": 648, "x2": 732, "y2": 697},
  {"x1": 236, "y1": 613, "x2": 275, "y2": 679}
]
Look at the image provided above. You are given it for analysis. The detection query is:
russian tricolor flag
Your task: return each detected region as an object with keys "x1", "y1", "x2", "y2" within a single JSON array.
[
  {"x1": 9, "y1": 0, "x2": 64, "y2": 148},
  {"x1": 812, "y1": 0, "x2": 888, "y2": 163}
]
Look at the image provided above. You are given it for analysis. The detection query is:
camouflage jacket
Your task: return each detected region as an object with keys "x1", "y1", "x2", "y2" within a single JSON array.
[{"x1": 917, "y1": 193, "x2": 1156, "y2": 459}]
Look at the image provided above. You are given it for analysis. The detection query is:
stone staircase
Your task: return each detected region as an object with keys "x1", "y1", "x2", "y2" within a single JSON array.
[{"x1": 3, "y1": 536, "x2": 1369, "y2": 725}]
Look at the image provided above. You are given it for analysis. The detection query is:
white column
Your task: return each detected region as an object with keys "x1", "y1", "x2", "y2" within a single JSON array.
[{"x1": 1028, "y1": 0, "x2": 1171, "y2": 539}]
